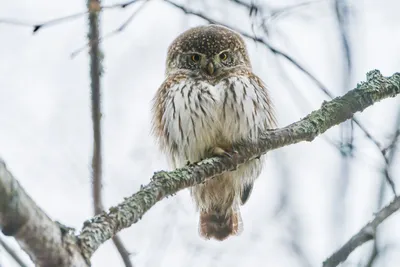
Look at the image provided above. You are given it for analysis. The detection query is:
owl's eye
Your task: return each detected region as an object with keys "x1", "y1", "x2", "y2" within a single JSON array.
[
  {"x1": 219, "y1": 52, "x2": 228, "y2": 61},
  {"x1": 191, "y1": 54, "x2": 201, "y2": 62}
]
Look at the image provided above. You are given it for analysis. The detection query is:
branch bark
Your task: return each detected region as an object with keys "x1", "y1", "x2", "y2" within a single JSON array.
[
  {"x1": 76, "y1": 70, "x2": 400, "y2": 259},
  {"x1": 0, "y1": 160, "x2": 88, "y2": 267},
  {"x1": 0, "y1": 70, "x2": 399, "y2": 266}
]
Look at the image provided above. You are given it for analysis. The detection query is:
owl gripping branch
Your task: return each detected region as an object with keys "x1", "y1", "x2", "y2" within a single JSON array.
[{"x1": 0, "y1": 70, "x2": 399, "y2": 267}]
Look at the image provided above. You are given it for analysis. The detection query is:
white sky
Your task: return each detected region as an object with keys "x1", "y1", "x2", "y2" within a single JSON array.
[{"x1": 1, "y1": 0, "x2": 400, "y2": 266}]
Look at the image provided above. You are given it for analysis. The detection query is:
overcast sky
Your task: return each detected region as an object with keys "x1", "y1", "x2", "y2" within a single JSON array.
[{"x1": 1, "y1": 0, "x2": 400, "y2": 266}]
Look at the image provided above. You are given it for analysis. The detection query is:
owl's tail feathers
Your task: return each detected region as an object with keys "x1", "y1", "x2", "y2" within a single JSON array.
[{"x1": 199, "y1": 209, "x2": 243, "y2": 241}]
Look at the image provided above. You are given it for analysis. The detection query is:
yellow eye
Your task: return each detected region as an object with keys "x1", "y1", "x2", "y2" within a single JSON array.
[
  {"x1": 219, "y1": 52, "x2": 228, "y2": 61},
  {"x1": 191, "y1": 54, "x2": 200, "y2": 62}
]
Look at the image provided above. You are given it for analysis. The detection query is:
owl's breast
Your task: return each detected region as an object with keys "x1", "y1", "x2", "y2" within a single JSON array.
[
  {"x1": 162, "y1": 79, "x2": 222, "y2": 165},
  {"x1": 214, "y1": 75, "x2": 275, "y2": 142},
  {"x1": 160, "y1": 75, "x2": 274, "y2": 167}
]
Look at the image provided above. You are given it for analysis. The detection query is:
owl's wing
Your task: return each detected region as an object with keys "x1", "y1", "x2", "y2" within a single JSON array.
[
  {"x1": 151, "y1": 74, "x2": 187, "y2": 168},
  {"x1": 245, "y1": 73, "x2": 277, "y2": 130},
  {"x1": 217, "y1": 73, "x2": 277, "y2": 144},
  {"x1": 217, "y1": 72, "x2": 277, "y2": 206},
  {"x1": 240, "y1": 182, "x2": 253, "y2": 205}
]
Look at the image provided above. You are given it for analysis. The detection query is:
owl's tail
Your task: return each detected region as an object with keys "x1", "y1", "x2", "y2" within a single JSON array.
[{"x1": 199, "y1": 208, "x2": 243, "y2": 241}]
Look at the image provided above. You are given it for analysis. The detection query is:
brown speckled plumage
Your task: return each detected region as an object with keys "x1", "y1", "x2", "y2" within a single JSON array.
[
  {"x1": 152, "y1": 25, "x2": 276, "y2": 241},
  {"x1": 167, "y1": 25, "x2": 251, "y2": 67}
]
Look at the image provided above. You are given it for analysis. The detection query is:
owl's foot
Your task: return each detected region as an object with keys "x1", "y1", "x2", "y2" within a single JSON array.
[{"x1": 209, "y1": 146, "x2": 239, "y2": 170}]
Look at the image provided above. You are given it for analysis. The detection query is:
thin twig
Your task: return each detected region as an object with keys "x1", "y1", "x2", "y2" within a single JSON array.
[
  {"x1": 335, "y1": 0, "x2": 353, "y2": 239},
  {"x1": 88, "y1": 0, "x2": 104, "y2": 217},
  {"x1": 269, "y1": 0, "x2": 326, "y2": 21},
  {"x1": 0, "y1": 0, "x2": 143, "y2": 33},
  {"x1": 323, "y1": 196, "x2": 400, "y2": 267},
  {"x1": 112, "y1": 235, "x2": 134, "y2": 267},
  {"x1": 71, "y1": 0, "x2": 150, "y2": 58},
  {"x1": 87, "y1": 1, "x2": 133, "y2": 266},
  {"x1": 334, "y1": 0, "x2": 352, "y2": 87},
  {"x1": 227, "y1": 0, "x2": 260, "y2": 15},
  {"x1": 0, "y1": 235, "x2": 29, "y2": 267}
]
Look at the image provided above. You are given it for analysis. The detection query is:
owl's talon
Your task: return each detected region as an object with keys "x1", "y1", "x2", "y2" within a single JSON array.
[
  {"x1": 209, "y1": 146, "x2": 239, "y2": 170},
  {"x1": 210, "y1": 147, "x2": 232, "y2": 158}
]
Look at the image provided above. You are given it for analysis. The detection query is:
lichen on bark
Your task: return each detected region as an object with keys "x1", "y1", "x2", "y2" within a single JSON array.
[{"x1": 76, "y1": 70, "x2": 399, "y2": 260}]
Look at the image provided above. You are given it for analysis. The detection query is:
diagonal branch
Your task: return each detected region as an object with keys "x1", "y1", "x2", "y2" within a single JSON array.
[
  {"x1": 0, "y1": 70, "x2": 399, "y2": 266},
  {"x1": 323, "y1": 196, "x2": 400, "y2": 267},
  {"x1": 76, "y1": 70, "x2": 400, "y2": 260},
  {"x1": 0, "y1": 160, "x2": 88, "y2": 266}
]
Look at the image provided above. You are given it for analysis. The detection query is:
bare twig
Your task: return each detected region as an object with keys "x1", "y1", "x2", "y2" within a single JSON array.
[
  {"x1": 76, "y1": 70, "x2": 400, "y2": 260},
  {"x1": 71, "y1": 0, "x2": 150, "y2": 58},
  {"x1": 323, "y1": 196, "x2": 400, "y2": 267},
  {"x1": 365, "y1": 241, "x2": 378, "y2": 267},
  {"x1": 227, "y1": 0, "x2": 260, "y2": 15},
  {"x1": 334, "y1": 0, "x2": 353, "y2": 233},
  {"x1": 0, "y1": 0, "x2": 143, "y2": 33},
  {"x1": 88, "y1": 0, "x2": 104, "y2": 216},
  {"x1": 269, "y1": 0, "x2": 326, "y2": 21},
  {"x1": 87, "y1": 1, "x2": 133, "y2": 266},
  {"x1": 0, "y1": 235, "x2": 29, "y2": 267},
  {"x1": 334, "y1": 0, "x2": 352, "y2": 86}
]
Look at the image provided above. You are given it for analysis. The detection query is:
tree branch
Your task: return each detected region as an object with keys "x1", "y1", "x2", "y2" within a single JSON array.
[
  {"x1": 76, "y1": 70, "x2": 400, "y2": 260},
  {"x1": 87, "y1": 1, "x2": 133, "y2": 266},
  {"x1": 0, "y1": 70, "x2": 398, "y2": 266},
  {"x1": 0, "y1": 160, "x2": 88, "y2": 266},
  {"x1": 323, "y1": 196, "x2": 400, "y2": 267}
]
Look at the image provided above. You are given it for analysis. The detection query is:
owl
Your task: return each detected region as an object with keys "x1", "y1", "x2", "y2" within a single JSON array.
[{"x1": 152, "y1": 25, "x2": 276, "y2": 241}]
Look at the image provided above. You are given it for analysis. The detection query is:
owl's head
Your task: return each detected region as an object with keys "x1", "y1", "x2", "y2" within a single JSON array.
[{"x1": 166, "y1": 25, "x2": 251, "y2": 79}]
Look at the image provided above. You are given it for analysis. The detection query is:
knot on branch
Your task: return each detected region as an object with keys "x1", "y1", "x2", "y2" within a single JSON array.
[
  {"x1": 366, "y1": 69, "x2": 382, "y2": 82},
  {"x1": 151, "y1": 171, "x2": 169, "y2": 182}
]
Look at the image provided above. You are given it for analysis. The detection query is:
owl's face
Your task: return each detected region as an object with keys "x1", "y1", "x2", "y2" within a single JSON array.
[{"x1": 166, "y1": 25, "x2": 251, "y2": 80}]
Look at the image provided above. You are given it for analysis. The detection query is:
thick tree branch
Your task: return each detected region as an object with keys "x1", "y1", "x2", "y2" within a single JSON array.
[
  {"x1": 0, "y1": 160, "x2": 88, "y2": 267},
  {"x1": 323, "y1": 196, "x2": 400, "y2": 267},
  {"x1": 0, "y1": 70, "x2": 398, "y2": 265},
  {"x1": 76, "y1": 70, "x2": 400, "y2": 260}
]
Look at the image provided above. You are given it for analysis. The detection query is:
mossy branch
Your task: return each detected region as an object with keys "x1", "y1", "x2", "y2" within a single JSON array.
[
  {"x1": 0, "y1": 70, "x2": 399, "y2": 266},
  {"x1": 77, "y1": 70, "x2": 400, "y2": 260}
]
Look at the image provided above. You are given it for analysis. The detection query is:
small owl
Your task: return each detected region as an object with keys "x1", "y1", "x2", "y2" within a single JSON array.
[{"x1": 152, "y1": 25, "x2": 276, "y2": 241}]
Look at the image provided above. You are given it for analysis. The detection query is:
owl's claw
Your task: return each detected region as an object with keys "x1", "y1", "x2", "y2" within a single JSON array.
[
  {"x1": 210, "y1": 147, "x2": 234, "y2": 158},
  {"x1": 209, "y1": 146, "x2": 239, "y2": 170}
]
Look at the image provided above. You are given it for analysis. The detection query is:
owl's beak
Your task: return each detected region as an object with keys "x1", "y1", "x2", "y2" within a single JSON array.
[{"x1": 206, "y1": 62, "x2": 215, "y2": 75}]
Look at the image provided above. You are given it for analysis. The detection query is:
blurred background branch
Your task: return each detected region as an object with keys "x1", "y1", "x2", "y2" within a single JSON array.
[
  {"x1": 1, "y1": 0, "x2": 399, "y2": 266},
  {"x1": 87, "y1": 1, "x2": 133, "y2": 266},
  {"x1": 323, "y1": 196, "x2": 400, "y2": 267},
  {"x1": 0, "y1": 235, "x2": 28, "y2": 267}
]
